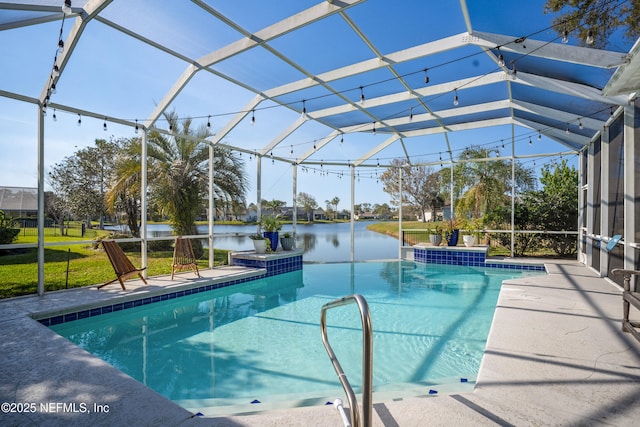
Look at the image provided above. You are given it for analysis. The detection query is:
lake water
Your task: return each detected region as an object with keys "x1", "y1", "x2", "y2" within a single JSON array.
[{"x1": 110, "y1": 222, "x2": 400, "y2": 262}]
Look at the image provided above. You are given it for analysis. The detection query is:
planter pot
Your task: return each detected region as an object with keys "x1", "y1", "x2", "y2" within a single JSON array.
[
  {"x1": 280, "y1": 236, "x2": 295, "y2": 251},
  {"x1": 446, "y1": 229, "x2": 459, "y2": 246},
  {"x1": 429, "y1": 234, "x2": 442, "y2": 246},
  {"x1": 252, "y1": 239, "x2": 267, "y2": 254},
  {"x1": 463, "y1": 235, "x2": 476, "y2": 247},
  {"x1": 263, "y1": 231, "x2": 279, "y2": 251}
]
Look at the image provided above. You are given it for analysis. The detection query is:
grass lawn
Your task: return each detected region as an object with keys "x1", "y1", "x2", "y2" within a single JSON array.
[{"x1": 0, "y1": 232, "x2": 230, "y2": 299}]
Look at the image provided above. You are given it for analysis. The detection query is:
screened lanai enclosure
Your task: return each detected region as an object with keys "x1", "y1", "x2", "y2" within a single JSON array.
[{"x1": 1, "y1": 0, "x2": 640, "y2": 295}]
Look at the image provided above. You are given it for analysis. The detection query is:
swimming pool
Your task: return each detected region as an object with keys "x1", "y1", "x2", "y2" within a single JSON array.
[{"x1": 50, "y1": 261, "x2": 544, "y2": 415}]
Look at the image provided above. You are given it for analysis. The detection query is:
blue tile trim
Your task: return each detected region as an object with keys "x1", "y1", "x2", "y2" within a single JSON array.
[
  {"x1": 232, "y1": 255, "x2": 303, "y2": 277},
  {"x1": 37, "y1": 256, "x2": 303, "y2": 328},
  {"x1": 414, "y1": 248, "x2": 545, "y2": 271}
]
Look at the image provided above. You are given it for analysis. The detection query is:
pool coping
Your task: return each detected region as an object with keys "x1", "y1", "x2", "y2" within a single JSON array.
[{"x1": 1, "y1": 260, "x2": 639, "y2": 426}]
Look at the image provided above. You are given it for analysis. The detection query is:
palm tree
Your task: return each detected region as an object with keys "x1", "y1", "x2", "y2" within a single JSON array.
[
  {"x1": 107, "y1": 111, "x2": 247, "y2": 255},
  {"x1": 331, "y1": 196, "x2": 340, "y2": 220},
  {"x1": 451, "y1": 146, "x2": 534, "y2": 219},
  {"x1": 148, "y1": 111, "x2": 247, "y2": 256},
  {"x1": 106, "y1": 138, "x2": 142, "y2": 237}
]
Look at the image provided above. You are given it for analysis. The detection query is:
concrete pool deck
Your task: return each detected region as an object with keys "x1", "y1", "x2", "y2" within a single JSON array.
[{"x1": 1, "y1": 260, "x2": 639, "y2": 426}]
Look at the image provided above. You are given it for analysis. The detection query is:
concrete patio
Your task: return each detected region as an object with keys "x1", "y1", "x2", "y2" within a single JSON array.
[{"x1": 1, "y1": 260, "x2": 639, "y2": 426}]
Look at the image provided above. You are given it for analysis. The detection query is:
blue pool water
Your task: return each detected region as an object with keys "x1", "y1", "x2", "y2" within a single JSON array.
[{"x1": 50, "y1": 261, "x2": 543, "y2": 414}]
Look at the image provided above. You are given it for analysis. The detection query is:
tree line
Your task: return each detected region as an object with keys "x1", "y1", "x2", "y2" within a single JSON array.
[{"x1": 378, "y1": 145, "x2": 578, "y2": 256}]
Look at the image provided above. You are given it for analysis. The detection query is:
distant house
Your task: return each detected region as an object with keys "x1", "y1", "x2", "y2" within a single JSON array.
[
  {"x1": 0, "y1": 186, "x2": 38, "y2": 217},
  {"x1": 355, "y1": 212, "x2": 375, "y2": 220}
]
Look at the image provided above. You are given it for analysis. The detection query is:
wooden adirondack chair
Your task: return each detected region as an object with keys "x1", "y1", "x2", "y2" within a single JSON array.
[
  {"x1": 172, "y1": 237, "x2": 200, "y2": 280},
  {"x1": 98, "y1": 240, "x2": 147, "y2": 290}
]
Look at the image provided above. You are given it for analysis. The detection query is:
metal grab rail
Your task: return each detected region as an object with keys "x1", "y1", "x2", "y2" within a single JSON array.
[{"x1": 320, "y1": 294, "x2": 373, "y2": 427}]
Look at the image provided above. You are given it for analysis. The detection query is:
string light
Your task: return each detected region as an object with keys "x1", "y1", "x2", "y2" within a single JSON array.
[
  {"x1": 510, "y1": 61, "x2": 517, "y2": 80},
  {"x1": 585, "y1": 30, "x2": 594, "y2": 45},
  {"x1": 423, "y1": 68, "x2": 429, "y2": 84},
  {"x1": 409, "y1": 107, "x2": 413, "y2": 121},
  {"x1": 562, "y1": 29, "x2": 569, "y2": 44},
  {"x1": 103, "y1": 118, "x2": 107, "y2": 131},
  {"x1": 340, "y1": 132, "x2": 344, "y2": 145},
  {"x1": 453, "y1": 89, "x2": 459, "y2": 106},
  {"x1": 301, "y1": 99, "x2": 307, "y2": 119},
  {"x1": 538, "y1": 131, "x2": 542, "y2": 140},
  {"x1": 57, "y1": 39, "x2": 64, "y2": 54},
  {"x1": 578, "y1": 119, "x2": 583, "y2": 130},
  {"x1": 53, "y1": 109, "x2": 57, "y2": 122},
  {"x1": 62, "y1": 0, "x2": 72, "y2": 14},
  {"x1": 372, "y1": 122, "x2": 376, "y2": 134},
  {"x1": 77, "y1": 113, "x2": 81, "y2": 126},
  {"x1": 207, "y1": 115, "x2": 211, "y2": 128},
  {"x1": 251, "y1": 109, "x2": 255, "y2": 125},
  {"x1": 134, "y1": 119, "x2": 139, "y2": 134},
  {"x1": 497, "y1": 48, "x2": 505, "y2": 67},
  {"x1": 360, "y1": 86, "x2": 365, "y2": 105}
]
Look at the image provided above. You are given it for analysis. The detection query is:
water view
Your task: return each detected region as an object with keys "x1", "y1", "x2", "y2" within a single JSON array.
[{"x1": 109, "y1": 222, "x2": 399, "y2": 262}]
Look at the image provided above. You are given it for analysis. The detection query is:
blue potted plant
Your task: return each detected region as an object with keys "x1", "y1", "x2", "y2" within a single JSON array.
[
  {"x1": 260, "y1": 215, "x2": 282, "y2": 251},
  {"x1": 445, "y1": 218, "x2": 460, "y2": 246}
]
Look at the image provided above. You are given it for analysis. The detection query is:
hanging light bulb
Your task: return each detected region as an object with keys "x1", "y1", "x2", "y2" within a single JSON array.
[
  {"x1": 52, "y1": 65, "x2": 60, "y2": 77},
  {"x1": 169, "y1": 123, "x2": 173, "y2": 131},
  {"x1": 50, "y1": 83, "x2": 57, "y2": 94},
  {"x1": 290, "y1": 145, "x2": 293, "y2": 155},
  {"x1": 340, "y1": 132, "x2": 344, "y2": 145},
  {"x1": 562, "y1": 29, "x2": 569, "y2": 44},
  {"x1": 372, "y1": 122, "x2": 376, "y2": 134},
  {"x1": 529, "y1": 137, "x2": 532, "y2": 145},
  {"x1": 134, "y1": 119, "x2": 139, "y2": 134},
  {"x1": 510, "y1": 61, "x2": 517, "y2": 80},
  {"x1": 538, "y1": 131, "x2": 542, "y2": 140},
  {"x1": 103, "y1": 118, "x2": 107, "y2": 131},
  {"x1": 423, "y1": 68, "x2": 429, "y2": 84},
  {"x1": 566, "y1": 126, "x2": 570, "y2": 134},
  {"x1": 578, "y1": 119, "x2": 583, "y2": 130},
  {"x1": 57, "y1": 39, "x2": 64, "y2": 54},
  {"x1": 251, "y1": 109, "x2": 255, "y2": 125},
  {"x1": 53, "y1": 109, "x2": 57, "y2": 122},
  {"x1": 207, "y1": 115, "x2": 211, "y2": 128},
  {"x1": 62, "y1": 0, "x2": 72, "y2": 14},
  {"x1": 301, "y1": 99, "x2": 307, "y2": 119},
  {"x1": 360, "y1": 86, "x2": 365, "y2": 105},
  {"x1": 585, "y1": 30, "x2": 594, "y2": 45},
  {"x1": 409, "y1": 107, "x2": 413, "y2": 121},
  {"x1": 453, "y1": 89, "x2": 459, "y2": 106},
  {"x1": 501, "y1": 140, "x2": 505, "y2": 150},
  {"x1": 497, "y1": 48, "x2": 505, "y2": 67},
  {"x1": 77, "y1": 113, "x2": 81, "y2": 126}
]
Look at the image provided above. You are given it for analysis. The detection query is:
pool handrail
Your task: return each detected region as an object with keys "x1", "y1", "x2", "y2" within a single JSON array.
[{"x1": 320, "y1": 294, "x2": 373, "y2": 427}]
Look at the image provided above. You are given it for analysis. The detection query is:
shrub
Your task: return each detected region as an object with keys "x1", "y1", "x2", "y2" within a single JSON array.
[{"x1": 0, "y1": 210, "x2": 19, "y2": 245}]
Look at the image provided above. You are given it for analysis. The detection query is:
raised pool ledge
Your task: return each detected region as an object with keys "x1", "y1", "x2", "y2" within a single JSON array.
[
  {"x1": 229, "y1": 248, "x2": 304, "y2": 276},
  {"x1": 413, "y1": 244, "x2": 490, "y2": 267},
  {"x1": 411, "y1": 245, "x2": 546, "y2": 271}
]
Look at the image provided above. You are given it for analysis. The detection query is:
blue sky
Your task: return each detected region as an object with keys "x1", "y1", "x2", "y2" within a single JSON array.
[{"x1": 1, "y1": 0, "x2": 629, "y2": 210}]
